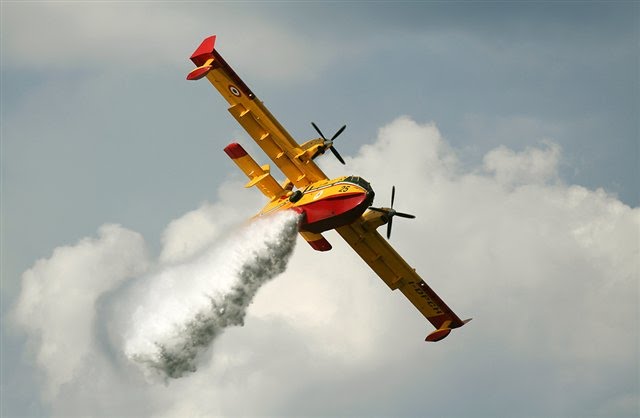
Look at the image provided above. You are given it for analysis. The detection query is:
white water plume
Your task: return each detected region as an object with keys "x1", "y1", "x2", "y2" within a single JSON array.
[{"x1": 114, "y1": 210, "x2": 300, "y2": 380}]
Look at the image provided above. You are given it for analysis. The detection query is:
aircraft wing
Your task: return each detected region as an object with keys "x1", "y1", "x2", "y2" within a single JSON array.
[
  {"x1": 336, "y1": 218, "x2": 470, "y2": 342},
  {"x1": 187, "y1": 36, "x2": 328, "y2": 189}
]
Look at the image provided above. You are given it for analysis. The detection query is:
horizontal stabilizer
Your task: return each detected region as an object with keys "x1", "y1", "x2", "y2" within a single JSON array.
[
  {"x1": 223, "y1": 142, "x2": 285, "y2": 200},
  {"x1": 245, "y1": 167, "x2": 272, "y2": 188}
]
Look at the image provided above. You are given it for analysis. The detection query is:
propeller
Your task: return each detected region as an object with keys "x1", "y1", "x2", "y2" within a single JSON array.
[
  {"x1": 368, "y1": 186, "x2": 416, "y2": 239},
  {"x1": 311, "y1": 122, "x2": 346, "y2": 165}
]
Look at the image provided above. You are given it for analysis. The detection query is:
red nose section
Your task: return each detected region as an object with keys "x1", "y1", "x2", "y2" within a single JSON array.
[
  {"x1": 299, "y1": 192, "x2": 371, "y2": 233},
  {"x1": 304, "y1": 193, "x2": 366, "y2": 224}
]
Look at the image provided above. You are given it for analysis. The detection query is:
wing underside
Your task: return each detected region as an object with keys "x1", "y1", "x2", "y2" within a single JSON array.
[
  {"x1": 336, "y1": 218, "x2": 469, "y2": 340},
  {"x1": 187, "y1": 36, "x2": 327, "y2": 189}
]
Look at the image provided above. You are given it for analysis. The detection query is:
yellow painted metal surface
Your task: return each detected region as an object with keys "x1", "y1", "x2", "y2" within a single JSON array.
[
  {"x1": 202, "y1": 65, "x2": 327, "y2": 188},
  {"x1": 256, "y1": 176, "x2": 366, "y2": 216},
  {"x1": 189, "y1": 36, "x2": 468, "y2": 340},
  {"x1": 228, "y1": 153, "x2": 284, "y2": 200},
  {"x1": 337, "y1": 218, "x2": 466, "y2": 331}
]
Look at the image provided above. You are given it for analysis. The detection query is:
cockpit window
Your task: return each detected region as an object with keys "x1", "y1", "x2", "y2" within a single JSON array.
[{"x1": 344, "y1": 176, "x2": 373, "y2": 192}]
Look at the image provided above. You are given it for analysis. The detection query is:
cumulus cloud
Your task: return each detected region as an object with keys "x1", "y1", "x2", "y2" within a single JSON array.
[
  {"x1": 483, "y1": 141, "x2": 561, "y2": 186},
  {"x1": 11, "y1": 225, "x2": 150, "y2": 399},
  {"x1": 11, "y1": 117, "x2": 638, "y2": 417}
]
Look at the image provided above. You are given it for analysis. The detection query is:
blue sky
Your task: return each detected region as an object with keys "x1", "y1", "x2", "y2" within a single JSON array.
[{"x1": 2, "y1": 2, "x2": 638, "y2": 417}]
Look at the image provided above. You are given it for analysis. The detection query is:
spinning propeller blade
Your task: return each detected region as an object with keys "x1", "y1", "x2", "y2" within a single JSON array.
[
  {"x1": 311, "y1": 122, "x2": 325, "y2": 139},
  {"x1": 311, "y1": 122, "x2": 347, "y2": 165},
  {"x1": 331, "y1": 125, "x2": 346, "y2": 141},
  {"x1": 368, "y1": 186, "x2": 416, "y2": 239},
  {"x1": 329, "y1": 146, "x2": 346, "y2": 165}
]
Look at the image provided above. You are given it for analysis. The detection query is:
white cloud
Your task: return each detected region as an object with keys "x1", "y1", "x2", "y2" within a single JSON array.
[
  {"x1": 483, "y1": 141, "x2": 561, "y2": 186},
  {"x1": 11, "y1": 224, "x2": 150, "y2": 400},
  {"x1": 11, "y1": 117, "x2": 638, "y2": 416}
]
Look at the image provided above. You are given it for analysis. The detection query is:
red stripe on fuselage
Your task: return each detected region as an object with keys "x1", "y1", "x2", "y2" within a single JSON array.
[{"x1": 299, "y1": 192, "x2": 372, "y2": 233}]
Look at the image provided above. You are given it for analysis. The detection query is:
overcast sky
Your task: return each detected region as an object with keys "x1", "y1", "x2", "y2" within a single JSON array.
[{"x1": 2, "y1": 2, "x2": 638, "y2": 417}]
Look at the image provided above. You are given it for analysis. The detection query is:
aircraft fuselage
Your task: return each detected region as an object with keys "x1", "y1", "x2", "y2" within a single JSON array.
[{"x1": 260, "y1": 176, "x2": 375, "y2": 233}]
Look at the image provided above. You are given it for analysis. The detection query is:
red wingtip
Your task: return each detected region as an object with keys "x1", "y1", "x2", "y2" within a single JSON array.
[
  {"x1": 224, "y1": 142, "x2": 248, "y2": 159},
  {"x1": 190, "y1": 35, "x2": 216, "y2": 66},
  {"x1": 425, "y1": 328, "x2": 452, "y2": 342},
  {"x1": 425, "y1": 318, "x2": 471, "y2": 342}
]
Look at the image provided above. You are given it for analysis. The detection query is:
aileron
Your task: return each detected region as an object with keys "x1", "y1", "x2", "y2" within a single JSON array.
[{"x1": 337, "y1": 215, "x2": 469, "y2": 340}]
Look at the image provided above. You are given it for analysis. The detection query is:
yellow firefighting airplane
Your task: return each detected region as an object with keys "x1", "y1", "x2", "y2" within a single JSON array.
[{"x1": 187, "y1": 35, "x2": 470, "y2": 342}]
